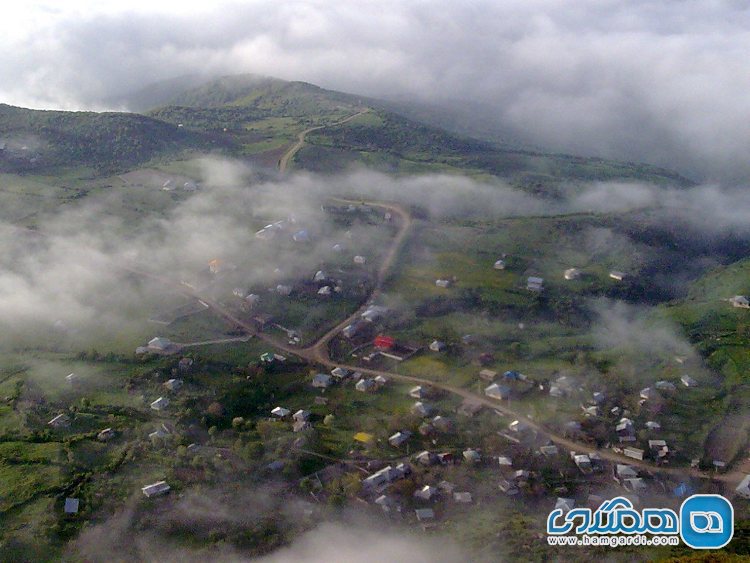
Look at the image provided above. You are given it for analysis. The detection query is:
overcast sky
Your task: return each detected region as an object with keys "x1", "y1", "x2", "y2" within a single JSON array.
[{"x1": 2, "y1": 1, "x2": 750, "y2": 182}]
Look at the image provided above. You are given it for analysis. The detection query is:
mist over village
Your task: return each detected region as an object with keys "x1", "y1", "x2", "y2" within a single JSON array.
[{"x1": 1, "y1": 2, "x2": 750, "y2": 562}]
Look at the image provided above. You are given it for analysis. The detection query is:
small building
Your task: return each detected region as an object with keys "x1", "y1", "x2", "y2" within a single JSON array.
[
  {"x1": 615, "y1": 464, "x2": 638, "y2": 481},
  {"x1": 539, "y1": 445, "x2": 559, "y2": 457},
  {"x1": 479, "y1": 369, "x2": 498, "y2": 381},
  {"x1": 415, "y1": 451, "x2": 438, "y2": 466},
  {"x1": 147, "y1": 337, "x2": 171, "y2": 351},
  {"x1": 414, "y1": 485, "x2": 439, "y2": 501},
  {"x1": 645, "y1": 421, "x2": 661, "y2": 431},
  {"x1": 454, "y1": 492, "x2": 473, "y2": 503},
  {"x1": 573, "y1": 454, "x2": 593, "y2": 474},
  {"x1": 555, "y1": 498, "x2": 575, "y2": 514},
  {"x1": 374, "y1": 335, "x2": 395, "y2": 350},
  {"x1": 680, "y1": 374, "x2": 699, "y2": 388},
  {"x1": 435, "y1": 279, "x2": 452, "y2": 288},
  {"x1": 312, "y1": 373, "x2": 333, "y2": 389},
  {"x1": 65, "y1": 373, "x2": 78, "y2": 385},
  {"x1": 649, "y1": 440, "x2": 669, "y2": 460},
  {"x1": 317, "y1": 286, "x2": 332, "y2": 296},
  {"x1": 389, "y1": 431, "x2": 412, "y2": 447},
  {"x1": 609, "y1": 271, "x2": 626, "y2": 281},
  {"x1": 64, "y1": 498, "x2": 79, "y2": 514},
  {"x1": 244, "y1": 294, "x2": 260, "y2": 307},
  {"x1": 342, "y1": 320, "x2": 369, "y2": 339},
  {"x1": 293, "y1": 420, "x2": 311, "y2": 433},
  {"x1": 458, "y1": 400, "x2": 483, "y2": 417},
  {"x1": 409, "y1": 385, "x2": 429, "y2": 399},
  {"x1": 232, "y1": 288, "x2": 245, "y2": 297},
  {"x1": 432, "y1": 415, "x2": 453, "y2": 433},
  {"x1": 271, "y1": 406, "x2": 291, "y2": 418},
  {"x1": 354, "y1": 432, "x2": 375, "y2": 445},
  {"x1": 415, "y1": 508, "x2": 435, "y2": 522},
  {"x1": 374, "y1": 375, "x2": 389, "y2": 386},
  {"x1": 97, "y1": 428, "x2": 116, "y2": 442},
  {"x1": 437, "y1": 452, "x2": 454, "y2": 464},
  {"x1": 730, "y1": 295, "x2": 750, "y2": 309},
  {"x1": 150, "y1": 397, "x2": 169, "y2": 411},
  {"x1": 293, "y1": 410, "x2": 311, "y2": 422},
  {"x1": 429, "y1": 340, "x2": 447, "y2": 352},
  {"x1": 412, "y1": 402, "x2": 434, "y2": 417},
  {"x1": 639, "y1": 387, "x2": 655, "y2": 401},
  {"x1": 497, "y1": 456, "x2": 513, "y2": 468},
  {"x1": 331, "y1": 367, "x2": 352, "y2": 379},
  {"x1": 142, "y1": 481, "x2": 170, "y2": 498},
  {"x1": 485, "y1": 382, "x2": 510, "y2": 400},
  {"x1": 592, "y1": 391, "x2": 606, "y2": 404},
  {"x1": 655, "y1": 380, "x2": 676, "y2": 392},
  {"x1": 493, "y1": 260, "x2": 506, "y2": 270},
  {"x1": 498, "y1": 479, "x2": 519, "y2": 496},
  {"x1": 276, "y1": 284, "x2": 292, "y2": 296},
  {"x1": 616, "y1": 418, "x2": 636, "y2": 443},
  {"x1": 355, "y1": 378, "x2": 377, "y2": 392},
  {"x1": 735, "y1": 475, "x2": 750, "y2": 499},
  {"x1": 527, "y1": 276, "x2": 544, "y2": 292},
  {"x1": 463, "y1": 448, "x2": 481, "y2": 464},
  {"x1": 292, "y1": 230, "x2": 310, "y2": 243},
  {"x1": 353, "y1": 255, "x2": 367, "y2": 265},
  {"x1": 48, "y1": 414, "x2": 70, "y2": 428},
  {"x1": 163, "y1": 378, "x2": 183, "y2": 391},
  {"x1": 362, "y1": 305, "x2": 389, "y2": 323},
  {"x1": 178, "y1": 357, "x2": 194, "y2": 371},
  {"x1": 563, "y1": 268, "x2": 581, "y2": 280},
  {"x1": 623, "y1": 447, "x2": 645, "y2": 461}
]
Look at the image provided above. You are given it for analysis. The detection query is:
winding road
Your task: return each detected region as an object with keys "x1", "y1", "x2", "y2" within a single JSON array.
[
  {"x1": 278, "y1": 109, "x2": 370, "y2": 174},
  {"x1": 130, "y1": 195, "x2": 746, "y2": 492}
]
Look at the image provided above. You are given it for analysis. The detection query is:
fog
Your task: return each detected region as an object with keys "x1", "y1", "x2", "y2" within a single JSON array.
[
  {"x1": 1, "y1": 1, "x2": 749, "y2": 181},
  {"x1": 3, "y1": 163, "x2": 750, "y2": 350}
]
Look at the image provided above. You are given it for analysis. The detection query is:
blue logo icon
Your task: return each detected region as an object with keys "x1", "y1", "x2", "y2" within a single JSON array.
[{"x1": 680, "y1": 494, "x2": 734, "y2": 549}]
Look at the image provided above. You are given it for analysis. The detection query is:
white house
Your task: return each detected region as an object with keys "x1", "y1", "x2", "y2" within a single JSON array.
[
  {"x1": 293, "y1": 410, "x2": 311, "y2": 422},
  {"x1": 730, "y1": 295, "x2": 750, "y2": 309},
  {"x1": 389, "y1": 431, "x2": 412, "y2": 447},
  {"x1": 485, "y1": 382, "x2": 510, "y2": 400},
  {"x1": 164, "y1": 378, "x2": 183, "y2": 391},
  {"x1": 527, "y1": 276, "x2": 544, "y2": 292},
  {"x1": 493, "y1": 260, "x2": 506, "y2": 270},
  {"x1": 564, "y1": 268, "x2": 581, "y2": 280},
  {"x1": 735, "y1": 475, "x2": 750, "y2": 499},
  {"x1": 353, "y1": 255, "x2": 366, "y2": 265},
  {"x1": 142, "y1": 481, "x2": 171, "y2": 498},
  {"x1": 150, "y1": 397, "x2": 169, "y2": 411},
  {"x1": 331, "y1": 367, "x2": 351, "y2": 379},
  {"x1": 681, "y1": 374, "x2": 698, "y2": 388},
  {"x1": 48, "y1": 414, "x2": 70, "y2": 428},
  {"x1": 435, "y1": 279, "x2": 452, "y2": 288},
  {"x1": 409, "y1": 386, "x2": 429, "y2": 399},
  {"x1": 317, "y1": 286, "x2": 332, "y2": 296},
  {"x1": 355, "y1": 378, "x2": 377, "y2": 392},
  {"x1": 414, "y1": 485, "x2": 438, "y2": 501},
  {"x1": 609, "y1": 271, "x2": 626, "y2": 281},
  {"x1": 148, "y1": 337, "x2": 171, "y2": 351},
  {"x1": 271, "y1": 406, "x2": 291, "y2": 418},
  {"x1": 429, "y1": 340, "x2": 447, "y2": 352}
]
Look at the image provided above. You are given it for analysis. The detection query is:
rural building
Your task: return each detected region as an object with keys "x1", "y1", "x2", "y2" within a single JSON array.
[
  {"x1": 412, "y1": 402, "x2": 434, "y2": 417},
  {"x1": 497, "y1": 456, "x2": 513, "y2": 468},
  {"x1": 498, "y1": 479, "x2": 519, "y2": 496},
  {"x1": 362, "y1": 305, "x2": 388, "y2": 323},
  {"x1": 485, "y1": 382, "x2": 510, "y2": 400},
  {"x1": 164, "y1": 378, "x2": 183, "y2": 391},
  {"x1": 639, "y1": 387, "x2": 655, "y2": 401},
  {"x1": 458, "y1": 400, "x2": 483, "y2": 417},
  {"x1": 147, "y1": 337, "x2": 172, "y2": 351},
  {"x1": 735, "y1": 475, "x2": 750, "y2": 499},
  {"x1": 292, "y1": 230, "x2": 310, "y2": 243},
  {"x1": 609, "y1": 270, "x2": 626, "y2": 281},
  {"x1": 374, "y1": 375, "x2": 389, "y2": 386},
  {"x1": 414, "y1": 485, "x2": 438, "y2": 501},
  {"x1": 389, "y1": 431, "x2": 412, "y2": 447},
  {"x1": 354, "y1": 432, "x2": 375, "y2": 445},
  {"x1": 539, "y1": 445, "x2": 559, "y2": 457},
  {"x1": 432, "y1": 415, "x2": 453, "y2": 432},
  {"x1": 493, "y1": 259, "x2": 506, "y2": 270},
  {"x1": 616, "y1": 418, "x2": 636, "y2": 442},
  {"x1": 409, "y1": 385, "x2": 429, "y2": 399},
  {"x1": 355, "y1": 378, "x2": 376, "y2": 392},
  {"x1": 245, "y1": 294, "x2": 260, "y2": 307},
  {"x1": 97, "y1": 428, "x2": 116, "y2": 441},
  {"x1": 527, "y1": 276, "x2": 544, "y2": 292},
  {"x1": 271, "y1": 406, "x2": 291, "y2": 418},
  {"x1": 730, "y1": 295, "x2": 750, "y2": 308},
  {"x1": 429, "y1": 340, "x2": 447, "y2": 352},
  {"x1": 353, "y1": 255, "x2": 366, "y2": 265},
  {"x1": 555, "y1": 498, "x2": 575, "y2": 514},
  {"x1": 48, "y1": 414, "x2": 70, "y2": 428},
  {"x1": 142, "y1": 481, "x2": 170, "y2": 498},
  {"x1": 178, "y1": 357, "x2": 194, "y2": 371},
  {"x1": 292, "y1": 420, "x2": 311, "y2": 433},
  {"x1": 573, "y1": 454, "x2": 593, "y2": 474},
  {"x1": 435, "y1": 279, "x2": 452, "y2": 288},
  {"x1": 374, "y1": 335, "x2": 395, "y2": 350},
  {"x1": 317, "y1": 286, "x2": 332, "y2": 296},
  {"x1": 64, "y1": 498, "x2": 79, "y2": 514},
  {"x1": 416, "y1": 451, "x2": 438, "y2": 466},
  {"x1": 592, "y1": 391, "x2": 605, "y2": 404},
  {"x1": 312, "y1": 373, "x2": 333, "y2": 388},
  {"x1": 623, "y1": 447, "x2": 645, "y2": 461},
  {"x1": 342, "y1": 320, "x2": 369, "y2": 339},
  {"x1": 276, "y1": 284, "x2": 292, "y2": 296},
  {"x1": 293, "y1": 410, "x2": 311, "y2": 422},
  {"x1": 415, "y1": 508, "x2": 435, "y2": 522},
  {"x1": 463, "y1": 449, "x2": 481, "y2": 464},
  {"x1": 479, "y1": 369, "x2": 497, "y2": 381},
  {"x1": 681, "y1": 374, "x2": 698, "y2": 387},
  {"x1": 655, "y1": 380, "x2": 676, "y2": 392},
  {"x1": 65, "y1": 373, "x2": 78, "y2": 385},
  {"x1": 150, "y1": 397, "x2": 169, "y2": 411},
  {"x1": 331, "y1": 367, "x2": 352, "y2": 379},
  {"x1": 564, "y1": 268, "x2": 581, "y2": 280},
  {"x1": 645, "y1": 421, "x2": 661, "y2": 431},
  {"x1": 454, "y1": 492, "x2": 473, "y2": 503}
]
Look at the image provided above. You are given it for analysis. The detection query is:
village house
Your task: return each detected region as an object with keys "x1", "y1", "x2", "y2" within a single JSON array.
[
  {"x1": 163, "y1": 378, "x2": 183, "y2": 392},
  {"x1": 374, "y1": 335, "x2": 395, "y2": 351},
  {"x1": 432, "y1": 415, "x2": 453, "y2": 433},
  {"x1": 616, "y1": 417, "x2": 636, "y2": 442},
  {"x1": 354, "y1": 432, "x2": 375, "y2": 445},
  {"x1": 232, "y1": 288, "x2": 244, "y2": 298},
  {"x1": 331, "y1": 367, "x2": 352, "y2": 380},
  {"x1": 149, "y1": 426, "x2": 169, "y2": 440},
  {"x1": 293, "y1": 410, "x2": 311, "y2": 422},
  {"x1": 97, "y1": 428, "x2": 116, "y2": 442},
  {"x1": 276, "y1": 284, "x2": 292, "y2": 296},
  {"x1": 353, "y1": 255, "x2": 367, "y2": 265},
  {"x1": 293, "y1": 420, "x2": 311, "y2": 433},
  {"x1": 639, "y1": 387, "x2": 656, "y2": 401},
  {"x1": 527, "y1": 276, "x2": 544, "y2": 292},
  {"x1": 412, "y1": 402, "x2": 434, "y2": 417},
  {"x1": 655, "y1": 380, "x2": 676, "y2": 392},
  {"x1": 355, "y1": 378, "x2": 377, "y2": 392},
  {"x1": 498, "y1": 479, "x2": 519, "y2": 496},
  {"x1": 735, "y1": 475, "x2": 750, "y2": 499},
  {"x1": 429, "y1": 340, "x2": 447, "y2": 352},
  {"x1": 415, "y1": 508, "x2": 435, "y2": 522},
  {"x1": 435, "y1": 279, "x2": 452, "y2": 288},
  {"x1": 572, "y1": 453, "x2": 593, "y2": 474},
  {"x1": 730, "y1": 295, "x2": 750, "y2": 309},
  {"x1": 485, "y1": 382, "x2": 510, "y2": 400},
  {"x1": 147, "y1": 337, "x2": 172, "y2": 352},
  {"x1": 564, "y1": 268, "x2": 581, "y2": 280},
  {"x1": 592, "y1": 391, "x2": 605, "y2": 404},
  {"x1": 555, "y1": 497, "x2": 575, "y2": 514},
  {"x1": 271, "y1": 406, "x2": 291, "y2": 418},
  {"x1": 645, "y1": 421, "x2": 661, "y2": 431},
  {"x1": 409, "y1": 385, "x2": 430, "y2": 399},
  {"x1": 342, "y1": 319, "x2": 369, "y2": 339},
  {"x1": 142, "y1": 481, "x2": 171, "y2": 498},
  {"x1": 614, "y1": 464, "x2": 638, "y2": 483},
  {"x1": 419, "y1": 421, "x2": 435, "y2": 436},
  {"x1": 463, "y1": 448, "x2": 481, "y2": 464},
  {"x1": 680, "y1": 374, "x2": 698, "y2": 387},
  {"x1": 439, "y1": 480, "x2": 456, "y2": 494},
  {"x1": 65, "y1": 373, "x2": 78, "y2": 385},
  {"x1": 389, "y1": 431, "x2": 412, "y2": 447},
  {"x1": 414, "y1": 485, "x2": 439, "y2": 501},
  {"x1": 48, "y1": 414, "x2": 70, "y2": 428},
  {"x1": 497, "y1": 456, "x2": 513, "y2": 468},
  {"x1": 479, "y1": 369, "x2": 498, "y2": 381},
  {"x1": 292, "y1": 229, "x2": 310, "y2": 243},
  {"x1": 609, "y1": 271, "x2": 626, "y2": 281},
  {"x1": 178, "y1": 357, "x2": 194, "y2": 371},
  {"x1": 374, "y1": 375, "x2": 389, "y2": 386},
  {"x1": 317, "y1": 286, "x2": 332, "y2": 296},
  {"x1": 416, "y1": 451, "x2": 438, "y2": 466},
  {"x1": 64, "y1": 498, "x2": 79, "y2": 514},
  {"x1": 362, "y1": 305, "x2": 389, "y2": 323},
  {"x1": 150, "y1": 397, "x2": 169, "y2": 411},
  {"x1": 539, "y1": 444, "x2": 559, "y2": 457},
  {"x1": 494, "y1": 259, "x2": 506, "y2": 270},
  {"x1": 362, "y1": 465, "x2": 404, "y2": 491},
  {"x1": 437, "y1": 452, "x2": 454, "y2": 464},
  {"x1": 623, "y1": 447, "x2": 645, "y2": 461},
  {"x1": 312, "y1": 373, "x2": 333, "y2": 389},
  {"x1": 649, "y1": 439, "x2": 669, "y2": 460},
  {"x1": 454, "y1": 492, "x2": 473, "y2": 503}
]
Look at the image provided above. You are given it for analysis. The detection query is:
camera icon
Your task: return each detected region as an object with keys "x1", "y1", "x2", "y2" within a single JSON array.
[{"x1": 680, "y1": 495, "x2": 733, "y2": 549}]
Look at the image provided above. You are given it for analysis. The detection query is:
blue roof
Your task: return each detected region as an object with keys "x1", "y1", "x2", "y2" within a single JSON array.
[{"x1": 504, "y1": 370, "x2": 521, "y2": 379}]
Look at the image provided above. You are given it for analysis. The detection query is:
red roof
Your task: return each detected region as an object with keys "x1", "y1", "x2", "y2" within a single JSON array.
[{"x1": 374, "y1": 335, "x2": 395, "y2": 350}]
